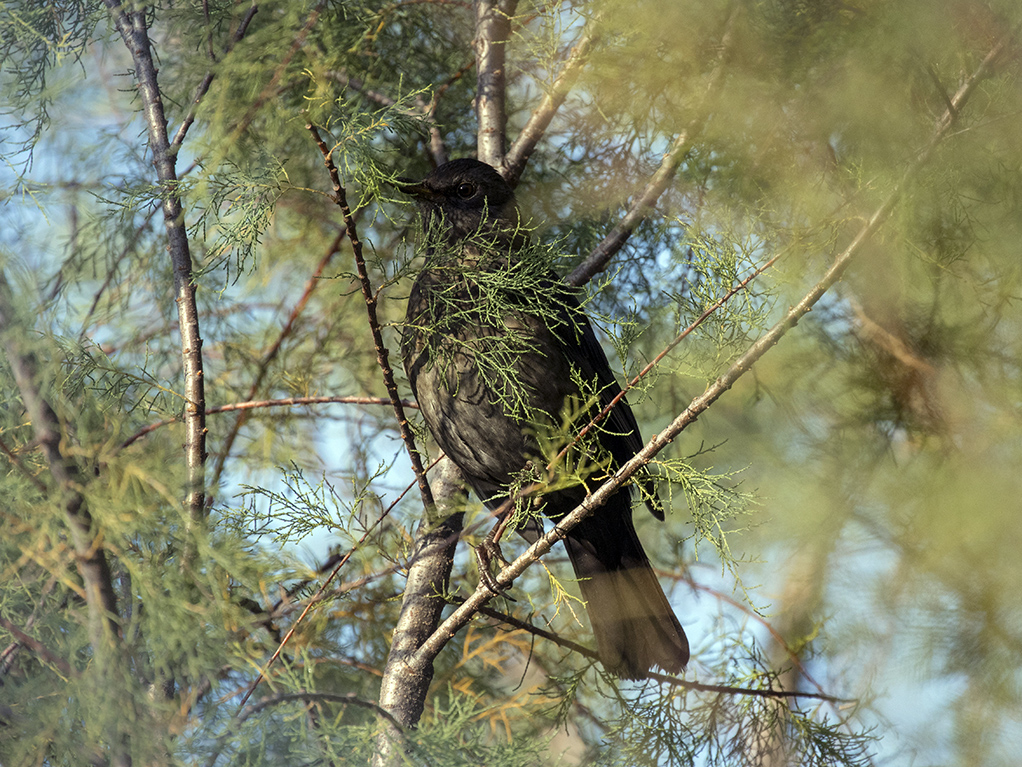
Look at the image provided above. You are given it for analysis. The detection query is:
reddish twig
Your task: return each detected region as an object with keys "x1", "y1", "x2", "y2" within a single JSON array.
[
  {"x1": 210, "y1": 230, "x2": 346, "y2": 486},
  {"x1": 307, "y1": 122, "x2": 435, "y2": 511},
  {"x1": 120, "y1": 395, "x2": 413, "y2": 450},
  {"x1": 560, "y1": 254, "x2": 780, "y2": 467}
]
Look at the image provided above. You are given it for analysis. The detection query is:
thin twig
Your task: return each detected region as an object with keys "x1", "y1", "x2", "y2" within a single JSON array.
[
  {"x1": 120, "y1": 395, "x2": 414, "y2": 450},
  {"x1": 644, "y1": 670, "x2": 852, "y2": 703},
  {"x1": 452, "y1": 598, "x2": 598, "y2": 660},
  {"x1": 236, "y1": 537, "x2": 396, "y2": 709},
  {"x1": 307, "y1": 123, "x2": 435, "y2": 511},
  {"x1": 210, "y1": 229, "x2": 346, "y2": 486}
]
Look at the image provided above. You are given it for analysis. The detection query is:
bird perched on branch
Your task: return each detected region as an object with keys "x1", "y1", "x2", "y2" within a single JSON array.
[{"x1": 400, "y1": 158, "x2": 688, "y2": 678}]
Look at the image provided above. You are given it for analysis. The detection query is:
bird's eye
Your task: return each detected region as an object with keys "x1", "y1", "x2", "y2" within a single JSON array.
[{"x1": 455, "y1": 182, "x2": 476, "y2": 199}]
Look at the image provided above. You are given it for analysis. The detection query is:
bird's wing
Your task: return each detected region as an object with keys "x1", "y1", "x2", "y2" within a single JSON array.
[{"x1": 547, "y1": 281, "x2": 664, "y2": 520}]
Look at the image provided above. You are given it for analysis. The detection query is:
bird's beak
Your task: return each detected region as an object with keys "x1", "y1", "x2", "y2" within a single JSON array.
[{"x1": 395, "y1": 177, "x2": 438, "y2": 201}]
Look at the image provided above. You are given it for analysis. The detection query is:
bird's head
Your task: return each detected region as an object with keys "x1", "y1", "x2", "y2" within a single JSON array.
[{"x1": 398, "y1": 158, "x2": 525, "y2": 250}]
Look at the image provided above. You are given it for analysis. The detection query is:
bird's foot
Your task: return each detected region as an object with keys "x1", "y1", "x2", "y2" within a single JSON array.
[{"x1": 474, "y1": 539, "x2": 515, "y2": 600}]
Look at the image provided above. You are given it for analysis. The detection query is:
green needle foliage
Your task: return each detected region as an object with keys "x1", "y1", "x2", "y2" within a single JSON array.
[{"x1": 2, "y1": 1, "x2": 1021, "y2": 765}]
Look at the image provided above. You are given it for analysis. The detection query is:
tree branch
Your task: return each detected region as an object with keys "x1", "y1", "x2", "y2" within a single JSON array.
[
  {"x1": 373, "y1": 459, "x2": 465, "y2": 766},
  {"x1": 307, "y1": 123, "x2": 435, "y2": 511},
  {"x1": 104, "y1": 0, "x2": 208, "y2": 542},
  {"x1": 474, "y1": 0, "x2": 518, "y2": 165},
  {"x1": 566, "y1": 8, "x2": 738, "y2": 287},
  {"x1": 0, "y1": 275, "x2": 122, "y2": 648},
  {"x1": 0, "y1": 273, "x2": 127, "y2": 766},
  {"x1": 120, "y1": 395, "x2": 413, "y2": 451},
  {"x1": 502, "y1": 30, "x2": 596, "y2": 187}
]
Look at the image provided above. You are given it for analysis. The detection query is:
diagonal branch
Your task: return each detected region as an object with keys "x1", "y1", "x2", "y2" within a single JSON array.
[
  {"x1": 475, "y1": 252, "x2": 779, "y2": 543},
  {"x1": 0, "y1": 615, "x2": 74, "y2": 678},
  {"x1": 169, "y1": 2, "x2": 259, "y2": 155},
  {"x1": 502, "y1": 30, "x2": 596, "y2": 187},
  {"x1": 307, "y1": 123, "x2": 434, "y2": 510},
  {"x1": 566, "y1": 8, "x2": 738, "y2": 287},
  {"x1": 407, "y1": 28, "x2": 1013, "y2": 677}
]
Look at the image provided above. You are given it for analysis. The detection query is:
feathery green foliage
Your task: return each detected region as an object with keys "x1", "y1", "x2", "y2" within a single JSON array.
[{"x1": 2, "y1": 0, "x2": 1021, "y2": 765}]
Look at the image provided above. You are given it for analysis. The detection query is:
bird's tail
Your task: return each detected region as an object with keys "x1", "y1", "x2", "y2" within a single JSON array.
[{"x1": 560, "y1": 504, "x2": 689, "y2": 679}]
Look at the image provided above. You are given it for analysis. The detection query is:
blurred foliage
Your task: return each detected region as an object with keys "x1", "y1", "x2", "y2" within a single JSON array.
[{"x1": 1, "y1": 0, "x2": 1021, "y2": 765}]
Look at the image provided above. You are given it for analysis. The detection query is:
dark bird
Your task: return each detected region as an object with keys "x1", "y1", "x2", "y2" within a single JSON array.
[{"x1": 400, "y1": 158, "x2": 688, "y2": 678}]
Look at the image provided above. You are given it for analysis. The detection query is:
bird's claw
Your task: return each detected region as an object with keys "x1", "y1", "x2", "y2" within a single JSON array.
[{"x1": 474, "y1": 539, "x2": 516, "y2": 600}]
